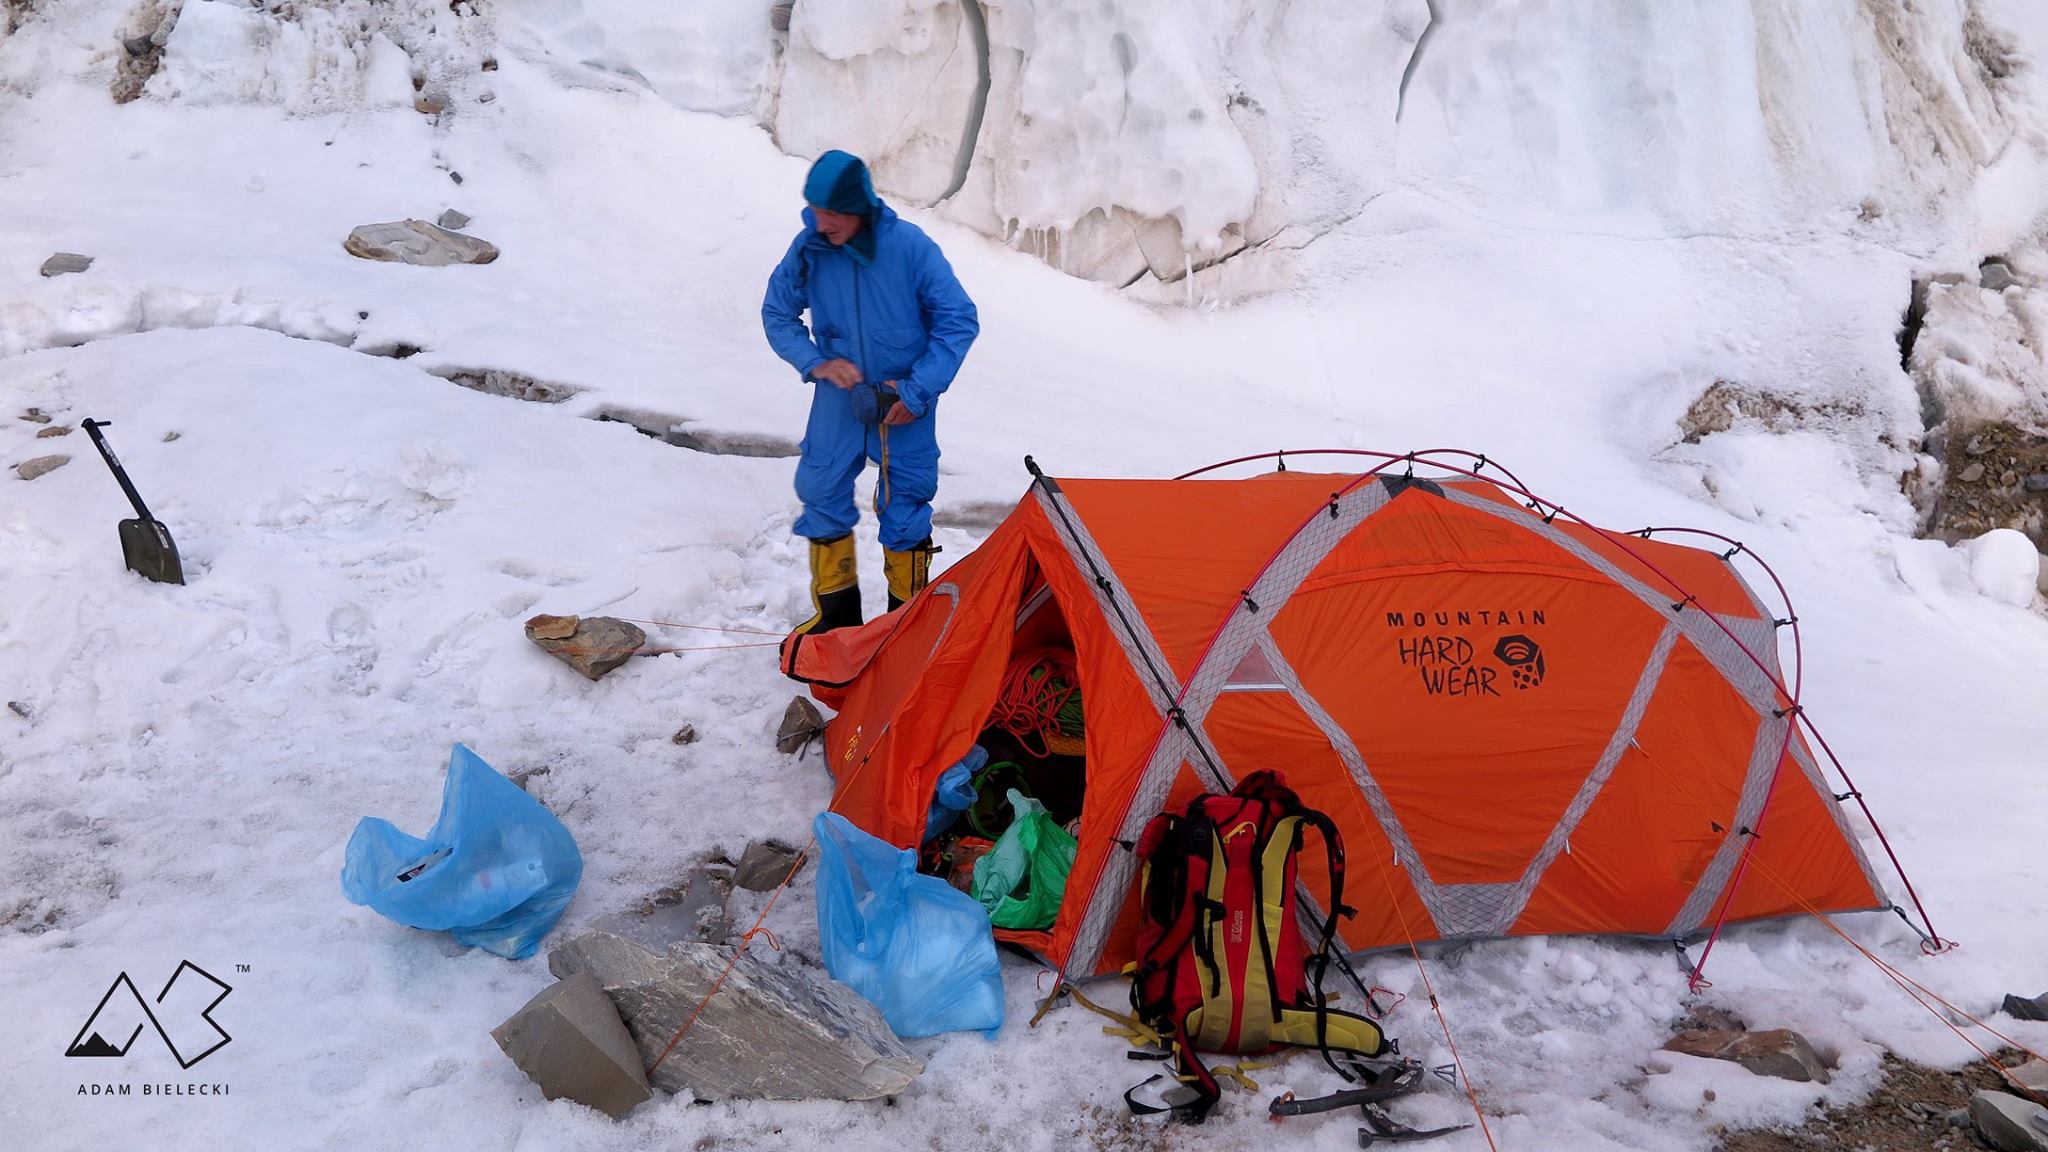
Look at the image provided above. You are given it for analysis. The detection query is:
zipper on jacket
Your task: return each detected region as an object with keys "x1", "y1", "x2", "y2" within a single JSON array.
[{"x1": 853, "y1": 261, "x2": 868, "y2": 385}]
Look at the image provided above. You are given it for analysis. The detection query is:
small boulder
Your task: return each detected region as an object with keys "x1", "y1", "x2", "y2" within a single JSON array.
[
  {"x1": 525, "y1": 614, "x2": 646, "y2": 681},
  {"x1": 2006, "y1": 992, "x2": 2048, "y2": 1022},
  {"x1": 604, "y1": 864, "x2": 735, "y2": 949},
  {"x1": 1962, "y1": 462, "x2": 1988, "y2": 484},
  {"x1": 1971, "y1": 1089, "x2": 2048, "y2": 1152},
  {"x1": 732, "y1": 840, "x2": 805, "y2": 892},
  {"x1": 1982, "y1": 260, "x2": 2019, "y2": 292},
  {"x1": 492, "y1": 969, "x2": 653, "y2": 1119},
  {"x1": 547, "y1": 929, "x2": 921, "y2": 1101},
  {"x1": 525, "y1": 613, "x2": 580, "y2": 641},
  {"x1": 15, "y1": 455, "x2": 70, "y2": 481},
  {"x1": 670, "y1": 724, "x2": 698, "y2": 745},
  {"x1": 2025, "y1": 474, "x2": 2048, "y2": 494},
  {"x1": 36, "y1": 425, "x2": 71, "y2": 438},
  {"x1": 19, "y1": 408, "x2": 50, "y2": 424},
  {"x1": 776, "y1": 696, "x2": 825, "y2": 754},
  {"x1": 1662, "y1": 1028, "x2": 1831, "y2": 1084},
  {"x1": 2001, "y1": 1059, "x2": 2048, "y2": 1097},
  {"x1": 344, "y1": 219, "x2": 499, "y2": 266},
  {"x1": 437, "y1": 208, "x2": 472, "y2": 231},
  {"x1": 38, "y1": 253, "x2": 93, "y2": 277}
]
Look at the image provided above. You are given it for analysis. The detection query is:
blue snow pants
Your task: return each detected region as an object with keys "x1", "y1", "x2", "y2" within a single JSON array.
[{"x1": 792, "y1": 386, "x2": 939, "y2": 551}]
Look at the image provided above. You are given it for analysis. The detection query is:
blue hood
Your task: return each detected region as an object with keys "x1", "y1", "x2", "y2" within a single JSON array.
[{"x1": 802, "y1": 149, "x2": 884, "y2": 265}]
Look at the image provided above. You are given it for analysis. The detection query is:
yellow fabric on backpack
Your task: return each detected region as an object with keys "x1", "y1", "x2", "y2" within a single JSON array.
[{"x1": 1181, "y1": 813, "x2": 1384, "y2": 1060}]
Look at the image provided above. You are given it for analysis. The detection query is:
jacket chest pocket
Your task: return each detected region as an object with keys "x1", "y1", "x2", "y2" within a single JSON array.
[
  {"x1": 814, "y1": 322, "x2": 849, "y2": 361},
  {"x1": 871, "y1": 326, "x2": 925, "y2": 379}
]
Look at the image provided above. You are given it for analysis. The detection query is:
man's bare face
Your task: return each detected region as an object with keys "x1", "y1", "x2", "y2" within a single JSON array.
[{"x1": 813, "y1": 206, "x2": 864, "y2": 246}]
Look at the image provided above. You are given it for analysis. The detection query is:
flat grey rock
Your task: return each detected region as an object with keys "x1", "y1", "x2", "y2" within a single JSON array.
[
  {"x1": 437, "y1": 208, "x2": 472, "y2": 231},
  {"x1": 733, "y1": 840, "x2": 805, "y2": 892},
  {"x1": 39, "y1": 253, "x2": 93, "y2": 277},
  {"x1": 547, "y1": 930, "x2": 920, "y2": 1102},
  {"x1": 776, "y1": 696, "x2": 824, "y2": 754},
  {"x1": 2006, "y1": 992, "x2": 2048, "y2": 1022},
  {"x1": 1663, "y1": 1028, "x2": 1831, "y2": 1084},
  {"x1": 2001, "y1": 1059, "x2": 2048, "y2": 1097},
  {"x1": 15, "y1": 455, "x2": 70, "y2": 481},
  {"x1": 492, "y1": 970, "x2": 652, "y2": 1119},
  {"x1": 1982, "y1": 260, "x2": 2018, "y2": 291},
  {"x1": 592, "y1": 866, "x2": 734, "y2": 950},
  {"x1": 524, "y1": 614, "x2": 646, "y2": 680},
  {"x1": 1971, "y1": 1089, "x2": 2048, "y2": 1152},
  {"x1": 345, "y1": 219, "x2": 499, "y2": 266}
]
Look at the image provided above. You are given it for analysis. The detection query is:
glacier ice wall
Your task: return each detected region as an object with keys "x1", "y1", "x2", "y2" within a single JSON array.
[
  {"x1": 523, "y1": 0, "x2": 2027, "y2": 287},
  {"x1": 3, "y1": 0, "x2": 2033, "y2": 290}
]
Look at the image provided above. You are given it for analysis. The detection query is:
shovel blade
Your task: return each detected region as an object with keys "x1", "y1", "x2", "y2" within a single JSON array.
[{"x1": 117, "y1": 518, "x2": 185, "y2": 585}]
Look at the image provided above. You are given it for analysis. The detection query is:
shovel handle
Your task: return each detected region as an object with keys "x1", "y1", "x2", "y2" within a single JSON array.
[{"x1": 80, "y1": 419, "x2": 158, "y2": 522}]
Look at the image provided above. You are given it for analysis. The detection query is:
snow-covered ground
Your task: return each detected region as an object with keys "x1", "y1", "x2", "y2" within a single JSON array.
[{"x1": 5, "y1": 2, "x2": 2048, "y2": 1150}]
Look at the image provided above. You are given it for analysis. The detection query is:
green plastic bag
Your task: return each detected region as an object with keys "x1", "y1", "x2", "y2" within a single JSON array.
[{"x1": 970, "y1": 789, "x2": 1077, "y2": 931}]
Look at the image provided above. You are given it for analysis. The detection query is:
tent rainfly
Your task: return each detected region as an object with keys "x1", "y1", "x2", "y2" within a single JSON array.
[{"x1": 783, "y1": 456, "x2": 1907, "y2": 979}]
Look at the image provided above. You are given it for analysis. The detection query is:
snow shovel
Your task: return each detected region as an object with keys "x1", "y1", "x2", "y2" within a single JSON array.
[{"x1": 80, "y1": 419, "x2": 185, "y2": 585}]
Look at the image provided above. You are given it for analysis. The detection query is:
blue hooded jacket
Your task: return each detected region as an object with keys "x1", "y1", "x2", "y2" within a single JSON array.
[{"x1": 761, "y1": 154, "x2": 979, "y2": 420}]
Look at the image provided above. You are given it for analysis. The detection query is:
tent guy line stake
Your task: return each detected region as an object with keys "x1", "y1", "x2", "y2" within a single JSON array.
[
  {"x1": 646, "y1": 623, "x2": 919, "y2": 1078},
  {"x1": 1365, "y1": 825, "x2": 1500, "y2": 1152},
  {"x1": 645, "y1": 842, "x2": 810, "y2": 1079},
  {"x1": 1743, "y1": 856, "x2": 2034, "y2": 1101}
]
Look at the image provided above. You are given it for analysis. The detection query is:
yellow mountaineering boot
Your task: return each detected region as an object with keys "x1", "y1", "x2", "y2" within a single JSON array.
[
  {"x1": 885, "y1": 539, "x2": 940, "y2": 612},
  {"x1": 797, "y1": 534, "x2": 863, "y2": 635}
]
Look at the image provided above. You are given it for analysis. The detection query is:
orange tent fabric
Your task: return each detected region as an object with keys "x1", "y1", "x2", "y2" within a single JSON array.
[{"x1": 782, "y1": 469, "x2": 1885, "y2": 977}]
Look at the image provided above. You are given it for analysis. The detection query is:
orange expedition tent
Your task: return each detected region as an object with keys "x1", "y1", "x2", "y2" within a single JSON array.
[{"x1": 782, "y1": 455, "x2": 1896, "y2": 979}]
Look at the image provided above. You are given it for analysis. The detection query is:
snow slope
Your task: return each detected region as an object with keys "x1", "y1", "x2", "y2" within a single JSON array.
[{"x1": 4, "y1": 2, "x2": 2048, "y2": 1151}]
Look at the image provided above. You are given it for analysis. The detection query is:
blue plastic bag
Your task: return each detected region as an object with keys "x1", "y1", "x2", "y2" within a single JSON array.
[
  {"x1": 814, "y1": 812, "x2": 1005, "y2": 1038},
  {"x1": 923, "y1": 745, "x2": 987, "y2": 842},
  {"x1": 341, "y1": 744, "x2": 583, "y2": 960}
]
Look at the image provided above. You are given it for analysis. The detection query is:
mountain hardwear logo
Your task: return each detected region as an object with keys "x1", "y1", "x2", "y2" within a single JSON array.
[
  {"x1": 65, "y1": 961, "x2": 233, "y2": 1069},
  {"x1": 1494, "y1": 635, "x2": 1545, "y2": 689}
]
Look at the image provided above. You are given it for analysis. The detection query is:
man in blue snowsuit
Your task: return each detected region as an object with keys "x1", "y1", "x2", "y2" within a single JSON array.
[{"x1": 762, "y1": 150, "x2": 980, "y2": 634}]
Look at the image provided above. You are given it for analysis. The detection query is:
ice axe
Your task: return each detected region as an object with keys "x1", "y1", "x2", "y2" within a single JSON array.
[{"x1": 80, "y1": 418, "x2": 185, "y2": 585}]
